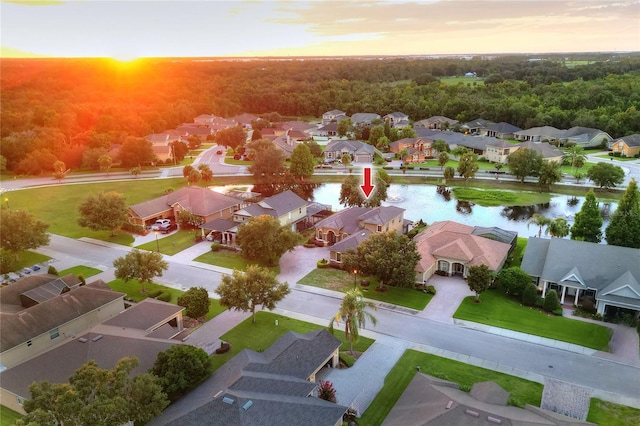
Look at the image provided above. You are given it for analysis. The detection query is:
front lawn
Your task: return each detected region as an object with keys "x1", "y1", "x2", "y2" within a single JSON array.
[
  {"x1": 452, "y1": 187, "x2": 551, "y2": 207},
  {"x1": 107, "y1": 279, "x2": 225, "y2": 321},
  {"x1": 135, "y1": 230, "x2": 199, "y2": 255},
  {"x1": 211, "y1": 311, "x2": 375, "y2": 370},
  {"x1": 58, "y1": 265, "x2": 102, "y2": 278},
  {"x1": 0, "y1": 405, "x2": 23, "y2": 426},
  {"x1": 298, "y1": 268, "x2": 432, "y2": 311},
  {"x1": 453, "y1": 290, "x2": 612, "y2": 351},
  {"x1": 194, "y1": 250, "x2": 280, "y2": 274},
  {"x1": 2, "y1": 250, "x2": 51, "y2": 272},
  {"x1": 359, "y1": 349, "x2": 543, "y2": 425},
  {"x1": 587, "y1": 398, "x2": 640, "y2": 426}
]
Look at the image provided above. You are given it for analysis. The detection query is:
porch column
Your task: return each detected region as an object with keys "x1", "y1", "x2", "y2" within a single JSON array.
[
  {"x1": 574, "y1": 290, "x2": 580, "y2": 306},
  {"x1": 448, "y1": 263, "x2": 452, "y2": 277},
  {"x1": 541, "y1": 281, "x2": 548, "y2": 297},
  {"x1": 560, "y1": 285, "x2": 567, "y2": 304},
  {"x1": 597, "y1": 302, "x2": 606, "y2": 315}
]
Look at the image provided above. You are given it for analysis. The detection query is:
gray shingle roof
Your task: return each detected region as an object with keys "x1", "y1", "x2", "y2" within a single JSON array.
[
  {"x1": 129, "y1": 186, "x2": 240, "y2": 220},
  {"x1": 351, "y1": 113, "x2": 381, "y2": 125},
  {"x1": 518, "y1": 141, "x2": 564, "y2": 159},
  {"x1": 616, "y1": 134, "x2": 640, "y2": 147},
  {"x1": 315, "y1": 206, "x2": 404, "y2": 234},
  {"x1": 331, "y1": 230, "x2": 372, "y2": 253},
  {"x1": 103, "y1": 298, "x2": 184, "y2": 331},
  {"x1": 487, "y1": 122, "x2": 522, "y2": 134}
]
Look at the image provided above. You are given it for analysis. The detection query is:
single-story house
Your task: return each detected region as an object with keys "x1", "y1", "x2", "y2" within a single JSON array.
[
  {"x1": 485, "y1": 139, "x2": 521, "y2": 164},
  {"x1": 383, "y1": 374, "x2": 593, "y2": 425},
  {"x1": 481, "y1": 122, "x2": 522, "y2": 139},
  {"x1": 383, "y1": 112, "x2": 410, "y2": 128},
  {"x1": 350, "y1": 113, "x2": 381, "y2": 127},
  {"x1": 323, "y1": 139, "x2": 379, "y2": 163},
  {"x1": 312, "y1": 122, "x2": 338, "y2": 137},
  {"x1": 128, "y1": 186, "x2": 245, "y2": 228},
  {"x1": 322, "y1": 109, "x2": 347, "y2": 125},
  {"x1": 460, "y1": 118, "x2": 494, "y2": 134},
  {"x1": 149, "y1": 329, "x2": 347, "y2": 426},
  {"x1": 513, "y1": 126, "x2": 563, "y2": 143},
  {"x1": 0, "y1": 297, "x2": 183, "y2": 414},
  {"x1": 193, "y1": 114, "x2": 215, "y2": 125},
  {"x1": 521, "y1": 238, "x2": 640, "y2": 316},
  {"x1": 414, "y1": 116, "x2": 458, "y2": 130},
  {"x1": 518, "y1": 141, "x2": 564, "y2": 162},
  {"x1": 610, "y1": 134, "x2": 640, "y2": 157},
  {"x1": 563, "y1": 126, "x2": 612, "y2": 148},
  {"x1": 230, "y1": 113, "x2": 258, "y2": 128},
  {"x1": 413, "y1": 221, "x2": 513, "y2": 283}
]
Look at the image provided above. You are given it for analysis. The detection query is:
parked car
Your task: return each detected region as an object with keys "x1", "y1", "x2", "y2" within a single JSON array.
[
  {"x1": 151, "y1": 219, "x2": 172, "y2": 232},
  {"x1": 30, "y1": 264, "x2": 41, "y2": 271},
  {"x1": 216, "y1": 150, "x2": 223, "y2": 155},
  {"x1": 20, "y1": 267, "x2": 32, "y2": 275}
]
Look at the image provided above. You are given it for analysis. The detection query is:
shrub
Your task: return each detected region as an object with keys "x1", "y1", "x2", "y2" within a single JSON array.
[
  {"x1": 552, "y1": 308, "x2": 564, "y2": 316},
  {"x1": 303, "y1": 243, "x2": 316, "y2": 248},
  {"x1": 156, "y1": 292, "x2": 171, "y2": 302},
  {"x1": 151, "y1": 345, "x2": 213, "y2": 402},
  {"x1": 534, "y1": 296, "x2": 544, "y2": 308},
  {"x1": 177, "y1": 287, "x2": 210, "y2": 319},
  {"x1": 543, "y1": 289, "x2": 560, "y2": 312},
  {"x1": 215, "y1": 342, "x2": 231, "y2": 354},
  {"x1": 426, "y1": 285, "x2": 437, "y2": 295},
  {"x1": 47, "y1": 265, "x2": 59, "y2": 275},
  {"x1": 0, "y1": 252, "x2": 17, "y2": 274},
  {"x1": 120, "y1": 222, "x2": 146, "y2": 235},
  {"x1": 339, "y1": 353, "x2": 355, "y2": 368},
  {"x1": 581, "y1": 296, "x2": 596, "y2": 313},
  {"x1": 77, "y1": 274, "x2": 86, "y2": 286},
  {"x1": 496, "y1": 267, "x2": 530, "y2": 298},
  {"x1": 360, "y1": 280, "x2": 370, "y2": 287},
  {"x1": 148, "y1": 289, "x2": 162, "y2": 298},
  {"x1": 521, "y1": 283, "x2": 538, "y2": 307},
  {"x1": 210, "y1": 242, "x2": 221, "y2": 252},
  {"x1": 317, "y1": 258, "x2": 329, "y2": 268},
  {"x1": 317, "y1": 380, "x2": 337, "y2": 403}
]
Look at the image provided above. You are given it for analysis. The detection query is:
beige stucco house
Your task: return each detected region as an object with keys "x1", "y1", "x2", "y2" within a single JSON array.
[{"x1": 610, "y1": 134, "x2": 640, "y2": 158}]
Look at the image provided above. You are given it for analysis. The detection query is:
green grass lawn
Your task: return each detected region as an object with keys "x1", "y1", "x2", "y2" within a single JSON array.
[
  {"x1": 3, "y1": 250, "x2": 51, "y2": 272},
  {"x1": 107, "y1": 279, "x2": 225, "y2": 321},
  {"x1": 595, "y1": 154, "x2": 638, "y2": 162},
  {"x1": 211, "y1": 311, "x2": 375, "y2": 371},
  {"x1": 135, "y1": 230, "x2": 199, "y2": 255},
  {"x1": 451, "y1": 187, "x2": 551, "y2": 207},
  {"x1": 454, "y1": 290, "x2": 612, "y2": 351},
  {"x1": 506, "y1": 237, "x2": 528, "y2": 268},
  {"x1": 0, "y1": 405, "x2": 23, "y2": 426},
  {"x1": 194, "y1": 250, "x2": 280, "y2": 274},
  {"x1": 439, "y1": 76, "x2": 485, "y2": 86},
  {"x1": 58, "y1": 265, "x2": 102, "y2": 278},
  {"x1": 359, "y1": 349, "x2": 543, "y2": 425},
  {"x1": 298, "y1": 268, "x2": 432, "y2": 311},
  {"x1": 224, "y1": 157, "x2": 253, "y2": 166},
  {"x1": 587, "y1": 398, "x2": 640, "y2": 425}
]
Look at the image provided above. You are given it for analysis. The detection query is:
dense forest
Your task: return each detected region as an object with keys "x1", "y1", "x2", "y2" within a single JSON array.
[{"x1": 1, "y1": 53, "x2": 640, "y2": 173}]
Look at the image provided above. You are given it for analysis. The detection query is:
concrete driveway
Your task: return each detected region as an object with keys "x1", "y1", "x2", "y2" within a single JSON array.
[
  {"x1": 278, "y1": 244, "x2": 330, "y2": 285},
  {"x1": 417, "y1": 275, "x2": 474, "y2": 323}
]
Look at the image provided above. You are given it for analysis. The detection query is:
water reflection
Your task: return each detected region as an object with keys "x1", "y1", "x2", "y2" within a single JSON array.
[
  {"x1": 456, "y1": 200, "x2": 474, "y2": 215},
  {"x1": 500, "y1": 203, "x2": 551, "y2": 221},
  {"x1": 251, "y1": 182, "x2": 321, "y2": 199}
]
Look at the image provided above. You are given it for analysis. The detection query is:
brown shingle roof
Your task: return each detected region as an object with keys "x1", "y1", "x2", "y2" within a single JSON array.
[{"x1": 129, "y1": 187, "x2": 241, "y2": 220}]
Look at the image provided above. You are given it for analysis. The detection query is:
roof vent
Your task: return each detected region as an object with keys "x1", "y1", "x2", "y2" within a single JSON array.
[
  {"x1": 487, "y1": 416, "x2": 503, "y2": 424},
  {"x1": 91, "y1": 335, "x2": 103, "y2": 342},
  {"x1": 78, "y1": 338, "x2": 88, "y2": 343},
  {"x1": 242, "y1": 400, "x2": 253, "y2": 411},
  {"x1": 222, "y1": 397, "x2": 234, "y2": 405},
  {"x1": 465, "y1": 409, "x2": 480, "y2": 417}
]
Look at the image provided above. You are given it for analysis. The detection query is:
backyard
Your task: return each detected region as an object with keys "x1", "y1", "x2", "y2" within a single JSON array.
[
  {"x1": 454, "y1": 289, "x2": 612, "y2": 351},
  {"x1": 299, "y1": 268, "x2": 432, "y2": 311}
]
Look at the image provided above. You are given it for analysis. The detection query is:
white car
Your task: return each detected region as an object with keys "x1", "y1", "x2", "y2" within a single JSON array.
[{"x1": 151, "y1": 219, "x2": 172, "y2": 232}]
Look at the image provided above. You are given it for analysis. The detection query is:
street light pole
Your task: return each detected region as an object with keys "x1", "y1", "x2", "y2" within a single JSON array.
[
  {"x1": 353, "y1": 269, "x2": 358, "y2": 289},
  {"x1": 4, "y1": 197, "x2": 9, "y2": 209},
  {"x1": 154, "y1": 230, "x2": 160, "y2": 252}
]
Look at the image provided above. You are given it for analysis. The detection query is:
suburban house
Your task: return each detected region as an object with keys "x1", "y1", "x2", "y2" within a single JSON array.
[
  {"x1": 322, "y1": 109, "x2": 347, "y2": 125},
  {"x1": 314, "y1": 206, "x2": 408, "y2": 267},
  {"x1": 383, "y1": 374, "x2": 593, "y2": 425},
  {"x1": 563, "y1": 126, "x2": 612, "y2": 148},
  {"x1": 0, "y1": 274, "x2": 125, "y2": 371},
  {"x1": 350, "y1": 112, "x2": 381, "y2": 127},
  {"x1": 513, "y1": 126, "x2": 562, "y2": 143},
  {"x1": 194, "y1": 114, "x2": 216, "y2": 125},
  {"x1": 383, "y1": 112, "x2": 410, "y2": 128},
  {"x1": 518, "y1": 141, "x2": 564, "y2": 162},
  {"x1": 460, "y1": 118, "x2": 494, "y2": 134},
  {"x1": 0, "y1": 296, "x2": 183, "y2": 414},
  {"x1": 230, "y1": 113, "x2": 259, "y2": 128},
  {"x1": 150, "y1": 329, "x2": 347, "y2": 426},
  {"x1": 128, "y1": 186, "x2": 245, "y2": 229},
  {"x1": 414, "y1": 116, "x2": 458, "y2": 130},
  {"x1": 146, "y1": 132, "x2": 182, "y2": 145},
  {"x1": 312, "y1": 122, "x2": 338, "y2": 138},
  {"x1": 389, "y1": 137, "x2": 434, "y2": 163},
  {"x1": 521, "y1": 238, "x2": 640, "y2": 317},
  {"x1": 323, "y1": 139, "x2": 379, "y2": 163},
  {"x1": 485, "y1": 139, "x2": 521, "y2": 164},
  {"x1": 413, "y1": 221, "x2": 514, "y2": 283},
  {"x1": 481, "y1": 122, "x2": 522, "y2": 139},
  {"x1": 610, "y1": 134, "x2": 640, "y2": 157},
  {"x1": 232, "y1": 190, "x2": 309, "y2": 230},
  {"x1": 271, "y1": 131, "x2": 301, "y2": 159}
]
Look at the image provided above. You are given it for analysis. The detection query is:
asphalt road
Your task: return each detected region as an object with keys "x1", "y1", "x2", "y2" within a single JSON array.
[{"x1": 40, "y1": 234, "x2": 640, "y2": 403}]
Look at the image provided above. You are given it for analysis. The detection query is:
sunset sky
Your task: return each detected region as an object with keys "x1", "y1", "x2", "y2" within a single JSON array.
[{"x1": 1, "y1": 0, "x2": 639, "y2": 59}]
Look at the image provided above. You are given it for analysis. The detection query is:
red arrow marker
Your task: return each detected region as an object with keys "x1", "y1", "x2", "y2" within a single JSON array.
[{"x1": 360, "y1": 167, "x2": 375, "y2": 198}]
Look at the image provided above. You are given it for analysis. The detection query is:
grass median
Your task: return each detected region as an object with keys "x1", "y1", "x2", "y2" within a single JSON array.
[{"x1": 454, "y1": 289, "x2": 612, "y2": 351}]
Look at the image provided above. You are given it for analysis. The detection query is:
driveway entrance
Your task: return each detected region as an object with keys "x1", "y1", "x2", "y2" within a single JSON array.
[{"x1": 418, "y1": 275, "x2": 473, "y2": 323}]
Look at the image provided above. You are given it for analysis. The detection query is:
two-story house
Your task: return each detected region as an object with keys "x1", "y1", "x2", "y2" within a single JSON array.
[
  {"x1": 322, "y1": 109, "x2": 347, "y2": 125},
  {"x1": 389, "y1": 137, "x2": 434, "y2": 163},
  {"x1": 485, "y1": 139, "x2": 521, "y2": 164},
  {"x1": 383, "y1": 112, "x2": 410, "y2": 128},
  {"x1": 414, "y1": 116, "x2": 458, "y2": 130},
  {"x1": 323, "y1": 140, "x2": 378, "y2": 163},
  {"x1": 610, "y1": 134, "x2": 640, "y2": 157}
]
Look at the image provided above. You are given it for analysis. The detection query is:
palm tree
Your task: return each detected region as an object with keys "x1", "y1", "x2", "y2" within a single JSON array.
[
  {"x1": 527, "y1": 213, "x2": 551, "y2": 238},
  {"x1": 329, "y1": 289, "x2": 377, "y2": 356},
  {"x1": 546, "y1": 217, "x2": 570, "y2": 238},
  {"x1": 565, "y1": 145, "x2": 587, "y2": 174}
]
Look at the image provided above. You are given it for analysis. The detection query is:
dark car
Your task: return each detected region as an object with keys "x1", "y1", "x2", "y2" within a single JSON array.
[{"x1": 31, "y1": 264, "x2": 41, "y2": 271}]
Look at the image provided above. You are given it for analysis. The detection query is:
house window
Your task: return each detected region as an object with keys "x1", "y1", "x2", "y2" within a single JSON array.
[
  {"x1": 50, "y1": 328, "x2": 60, "y2": 340},
  {"x1": 438, "y1": 260, "x2": 449, "y2": 272},
  {"x1": 336, "y1": 252, "x2": 342, "y2": 262},
  {"x1": 17, "y1": 396, "x2": 24, "y2": 406},
  {"x1": 377, "y1": 225, "x2": 382, "y2": 232}
]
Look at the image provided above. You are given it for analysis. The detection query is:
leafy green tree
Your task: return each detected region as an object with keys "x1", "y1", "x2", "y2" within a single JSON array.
[
  {"x1": 467, "y1": 264, "x2": 493, "y2": 302},
  {"x1": 130, "y1": 165, "x2": 141, "y2": 178},
  {"x1": 451, "y1": 146, "x2": 468, "y2": 158},
  {"x1": 376, "y1": 136, "x2": 390, "y2": 150},
  {"x1": 605, "y1": 178, "x2": 640, "y2": 248},
  {"x1": 177, "y1": 287, "x2": 210, "y2": 319},
  {"x1": 113, "y1": 249, "x2": 169, "y2": 293},
  {"x1": 170, "y1": 140, "x2": 188, "y2": 162},
  {"x1": 182, "y1": 164, "x2": 194, "y2": 178},
  {"x1": 339, "y1": 174, "x2": 388, "y2": 208},
  {"x1": 187, "y1": 168, "x2": 201, "y2": 185},
  {"x1": 341, "y1": 152, "x2": 352, "y2": 167},
  {"x1": 337, "y1": 118, "x2": 352, "y2": 138},
  {"x1": 215, "y1": 265, "x2": 290, "y2": 324},
  {"x1": 398, "y1": 127, "x2": 417, "y2": 139},
  {"x1": 186, "y1": 135, "x2": 202, "y2": 150},
  {"x1": 290, "y1": 143, "x2": 315, "y2": 180},
  {"x1": 214, "y1": 125, "x2": 246, "y2": 150},
  {"x1": 376, "y1": 168, "x2": 391, "y2": 186},
  {"x1": 22, "y1": 357, "x2": 168, "y2": 426},
  {"x1": 0, "y1": 209, "x2": 50, "y2": 260},
  {"x1": 368, "y1": 125, "x2": 385, "y2": 147},
  {"x1": 52, "y1": 160, "x2": 67, "y2": 182},
  {"x1": 457, "y1": 151, "x2": 479, "y2": 185},
  {"x1": 538, "y1": 160, "x2": 563, "y2": 190},
  {"x1": 433, "y1": 140, "x2": 449, "y2": 153},
  {"x1": 570, "y1": 190, "x2": 603, "y2": 243},
  {"x1": 176, "y1": 210, "x2": 204, "y2": 229},
  {"x1": 118, "y1": 137, "x2": 156, "y2": 167},
  {"x1": 78, "y1": 191, "x2": 128, "y2": 236},
  {"x1": 98, "y1": 154, "x2": 113, "y2": 175},
  {"x1": 305, "y1": 140, "x2": 323, "y2": 158},
  {"x1": 507, "y1": 148, "x2": 543, "y2": 183},
  {"x1": 151, "y1": 345, "x2": 213, "y2": 402},
  {"x1": 437, "y1": 151, "x2": 449, "y2": 170},
  {"x1": 248, "y1": 144, "x2": 287, "y2": 180},
  {"x1": 383, "y1": 120, "x2": 391, "y2": 138},
  {"x1": 329, "y1": 289, "x2": 377, "y2": 356},
  {"x1": 444, "y1": 166, "x2": 455, "y2": 181},
  {"x1": 197, "y1": 164, "x2": 213, "y2": 182},
  {"x1": 527, "y1": 213, "x2": 551, "y2": 238},
  {"x1": 342, "y1": 231, "x2": 420, "y2": 288},
  {"x1": 236, "y1": 215, "x2": 301, "y2": 266},
  {"x1": 543, "y1": 289, "x2": 560, "y2": 312},
  {"x1": 547, "y1": 217, "x2": 570, "y2": 238},
  {"x1": 586, "y1": 162, "x2": 625, "y2": 189},
  {"x1": 496, "y1": 266, "x2": 530, "y2": 298}
]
